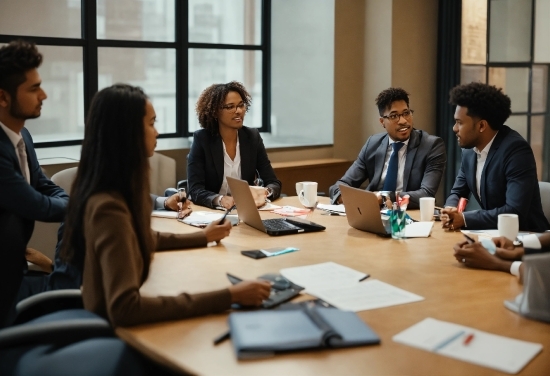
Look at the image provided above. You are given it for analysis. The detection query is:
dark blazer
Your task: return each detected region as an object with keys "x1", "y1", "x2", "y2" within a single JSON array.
[
  {"x1": 0, "y1": 127, "x2": 68, "y2": 327},
  {"x1": 329, "y1": 129, "x2": 446, "y2": 209},
  {"x1": 187, "y1": 127, "x2": 282, "y2": 208},
  {"x1": 445, "y1": 126, "x2": 549, "y2": 232}
]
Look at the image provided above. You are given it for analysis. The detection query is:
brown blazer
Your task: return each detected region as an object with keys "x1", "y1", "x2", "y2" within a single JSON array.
[{"x1": 82, "y1": 192, "x2": 232, "y2": 327}]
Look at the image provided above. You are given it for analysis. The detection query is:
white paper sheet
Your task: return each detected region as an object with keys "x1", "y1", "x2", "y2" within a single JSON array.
[
  {"x1": 258, "y1": 202, "x2": 282, "y2": 211},
  {"x1": 404, "y1": 222, "x2": 434, "y2": 238},
  {"x1": 180, "y1": 211, "x2": 239, "y2": 227},
  {"x1": 280, "y1": 262, "x2": 367, "y2": 292},
  {"x1": 151, "y1": 210, "x2": 178, "y2": 218},
  {"x1": 317, "y1": 203, "x2": 346, "y2": 214},
  {"x1": 306, "y1": 279, "x2": 424, "y2": 312},
  {"x1": 393, "y1": 318, "x2": 543, "y2": 374}
]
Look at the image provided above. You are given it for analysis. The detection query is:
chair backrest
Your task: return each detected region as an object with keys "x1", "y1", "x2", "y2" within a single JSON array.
[
  {"x1": 51, "y1": 166, "x2": 78, "y2": 195},
  {"x1": 149, "y1": 152, "x2": 176, "y2": 196},
  {"x1": 539, "y1": 181, "x2": 550, "y2": 224}
]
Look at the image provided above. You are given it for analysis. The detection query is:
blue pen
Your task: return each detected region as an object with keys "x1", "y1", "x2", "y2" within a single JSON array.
[{"x1": 432, "y1": 330, "x2": 465, "y2": 352}]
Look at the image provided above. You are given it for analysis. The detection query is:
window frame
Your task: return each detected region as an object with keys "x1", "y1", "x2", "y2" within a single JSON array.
[{"x1": 0, "y1": 0, "x2": 272, "y2": 148}]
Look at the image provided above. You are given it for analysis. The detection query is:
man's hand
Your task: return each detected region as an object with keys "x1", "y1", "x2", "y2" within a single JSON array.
[
  {"x1": 164, "y1": 192, "x2": 190, "y2": 211},
  {"x1": 203, "y1": 219, "x2": 232, "y2": 243},
  {"x1": 441, "y1": 207, "x2": 464, "y2": 230},
  {"x1": 453, "y1": 241, "x2": 511, "y2": 272},
  {"x1": 25, "y1": 247, "x2": 53, "y2": 273},
  {"x1": 375, "y1": 192, "x2": 392, "y2": 208},
  {"x1": 220, "y1": 196, "x2": 236, "y2": 210},
  {"x1": 491, "y1": 236, "x2": 524, "y2": 260},
  {"x1": 229, "y1": 280, "x2": 272, "y2": 306}
]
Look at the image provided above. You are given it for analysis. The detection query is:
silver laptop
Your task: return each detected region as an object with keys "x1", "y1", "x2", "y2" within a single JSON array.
[
  {"x1": 339, "y1": 185, "x2": 391, "y2": 237},
  {"x1": 226, "y1": 176, "x2": 325, "y2": 236}
]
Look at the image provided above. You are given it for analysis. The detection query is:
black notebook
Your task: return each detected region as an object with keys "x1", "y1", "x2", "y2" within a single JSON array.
[{"x1": 228, "y1": 302, "x2": 380, "y2": 359}]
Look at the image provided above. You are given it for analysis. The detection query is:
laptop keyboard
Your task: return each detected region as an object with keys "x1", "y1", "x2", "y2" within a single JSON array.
[{"x1": 263, "y1": 218, "x2": 299, "y2": 231}]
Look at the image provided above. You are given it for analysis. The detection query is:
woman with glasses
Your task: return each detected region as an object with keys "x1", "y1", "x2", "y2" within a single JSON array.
[
  {"x1": 188, "y1": 81, "x2": 281, "y2": 209},
  {"x1": 60, "y1": 84, "x2": 270, "y2": 327}
]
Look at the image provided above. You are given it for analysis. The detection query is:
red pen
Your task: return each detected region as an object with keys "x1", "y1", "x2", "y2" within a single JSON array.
[
  {"x1": 457, "y1": 197, "x2": 468, "y2": 213},
  {"x1": 463, "y1": 333, "x2": 475, "y2": 345}
]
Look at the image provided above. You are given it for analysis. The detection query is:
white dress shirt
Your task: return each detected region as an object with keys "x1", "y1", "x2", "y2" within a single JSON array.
[{"x1": 219, "y1": 138, "x2": 241, "y2": 196}]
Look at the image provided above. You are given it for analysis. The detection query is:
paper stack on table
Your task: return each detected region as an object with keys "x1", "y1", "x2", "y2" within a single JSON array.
[{"x1": 281, "y1": 262, "x2": 424, "y2": 312}]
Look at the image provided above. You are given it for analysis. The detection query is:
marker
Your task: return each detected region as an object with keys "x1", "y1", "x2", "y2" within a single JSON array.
[{"x1": 463, "y1": 333, "x2": 475, "y2": 346}]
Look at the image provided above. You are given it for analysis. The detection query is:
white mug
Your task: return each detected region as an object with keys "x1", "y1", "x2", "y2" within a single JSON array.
[
  {"x1": 296, "y1": 181, "x2": 318, "y2": 208},
  {"x1": 498, "y1": 214, "x2": 519, "y2": 241},
  {"x1": 419, "y1": 197, "x2": 436, "y2": 222}
]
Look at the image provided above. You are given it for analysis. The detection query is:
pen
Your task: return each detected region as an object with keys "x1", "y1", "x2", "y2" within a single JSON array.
[
  {"x1": 218, "y1": 205, "x2": 236, "y2": 224},
  {"x1": 358, "y1": 274, "x2": 370, "y2": 282},
  {"x1": 463, "y1": 234, "x2": 475, "y2": 244},
  {"x1": 213, "y1": 330, "x2": 230, "y2": 345},
  {"x1": 433, "y1": 330, "x2": 465, "y2": 352},
  {"x1": 463, "y1": 333, "x2": 475, "y2": 345}
]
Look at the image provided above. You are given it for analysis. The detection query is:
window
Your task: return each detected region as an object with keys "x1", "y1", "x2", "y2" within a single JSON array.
[
  {"x1": 460, "y1": 0, "x2": 550, "y2": 180},
  {"x1": 0, "y1": 0, "x2": 334, "y2": 148}
]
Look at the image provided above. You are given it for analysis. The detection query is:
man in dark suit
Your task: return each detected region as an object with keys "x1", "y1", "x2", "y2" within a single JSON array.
[
  {"x1": 0, "y1": 40, "x2": 69, "y2": 327},
  {"x1": 329, "y1": 87, "x2": 446, "y2": 209},
  {"x1": 442, "y1": 82, "x2": 549, "y2": 232}
]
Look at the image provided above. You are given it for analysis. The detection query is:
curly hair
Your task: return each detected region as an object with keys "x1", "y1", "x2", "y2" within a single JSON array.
[
  {"x1": 449, "y1": 82, "x2": 511, "y2": 130},
  {"x1": 375, "y1": 87, "x2": 410, "y2": 116},
  {"x1": 0, "y1": 39, "x2": 43, "y2": 99},
  {"x1": 195, "y1": 81, "x2": 252, "y2": 135}
]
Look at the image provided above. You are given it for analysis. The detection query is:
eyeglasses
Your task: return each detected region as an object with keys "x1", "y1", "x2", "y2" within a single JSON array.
[
  {"x1": 221, "y1": 103, "x2": 247, "y2": 112},
  {"x1": 382, "y1": 109, "x2": 414, "y2": 122}
]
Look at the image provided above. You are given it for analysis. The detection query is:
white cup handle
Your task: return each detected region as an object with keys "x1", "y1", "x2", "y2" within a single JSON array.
[{"x1": 298, "y1": 189, "x2": 309, "y2": 206}]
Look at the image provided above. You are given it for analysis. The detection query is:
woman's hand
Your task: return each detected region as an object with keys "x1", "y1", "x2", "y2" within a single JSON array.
[
  {"x1": 229, "y1": 280, "x2": 272, "y2": 306},
  {"x1": 203, "y1": 219, "x2": 232, "y2": 243}
]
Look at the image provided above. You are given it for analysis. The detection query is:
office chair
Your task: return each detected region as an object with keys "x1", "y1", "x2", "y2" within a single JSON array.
[
  {"x1": 149, "y1": 152, "x2": 177, "y2": 196},
  {"x1": 14, "y1": 289, "x2": 83, "y2": 325},
  {"x1": 539, "y1": 181, "x2": 550, "y2": 224}
]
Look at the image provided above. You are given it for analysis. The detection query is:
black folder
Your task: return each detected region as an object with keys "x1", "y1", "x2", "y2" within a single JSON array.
[{"x1": 228, "y1": 302, "x2": 380, "y2": 359}]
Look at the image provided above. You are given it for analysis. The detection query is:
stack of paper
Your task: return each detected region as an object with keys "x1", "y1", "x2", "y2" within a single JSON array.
[
  {"x1": 280, "y1": 262, "x2": 424, "y2": 312},
  {"x1": 317, "y1": 203, "x2": 346, "y2": 216},
  {"x1": 393, "y1": 318, "x2": 543, "y2": 374},
  {"x1": 272, "y1": 206, "x2": 311, "y2": 217}
]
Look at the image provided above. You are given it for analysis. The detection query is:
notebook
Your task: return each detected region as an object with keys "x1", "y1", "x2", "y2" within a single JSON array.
[
  {"x1": 226, "y1": 176, "x2": 326, "y2": 236},
  {"x1": 339, "y1": 185, "x2": 433, "y2": 238},
  {"x1": 229, "y1": 302, "x2": 380, "y2": 359}
]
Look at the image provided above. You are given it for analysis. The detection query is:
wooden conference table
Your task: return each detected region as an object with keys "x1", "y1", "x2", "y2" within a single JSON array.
[{"x1": 116, "y1": 197, "x2": 550, "y2": 375}]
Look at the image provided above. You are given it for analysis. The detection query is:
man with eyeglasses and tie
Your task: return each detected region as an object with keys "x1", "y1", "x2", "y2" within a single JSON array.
[
  {"x1": 0, "y1": 40, "x2": 69, "y2": 327},
  {"x1": 330, "y1": 87, "x2": 446, "y2": 209}
]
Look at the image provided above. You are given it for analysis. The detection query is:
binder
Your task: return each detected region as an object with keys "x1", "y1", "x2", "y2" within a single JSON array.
[{"x1": 228, "y1": 302, "x2": 380, "y2": 359}]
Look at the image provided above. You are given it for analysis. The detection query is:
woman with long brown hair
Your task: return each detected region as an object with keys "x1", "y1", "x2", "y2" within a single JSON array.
[{"x1": 60, "y1": 84, "x2": 270, "y2": 327}]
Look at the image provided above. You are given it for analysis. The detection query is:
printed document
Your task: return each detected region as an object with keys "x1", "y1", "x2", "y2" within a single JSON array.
[{"x1": 280, "y1": 262, "x2": 367, "y2": 292}]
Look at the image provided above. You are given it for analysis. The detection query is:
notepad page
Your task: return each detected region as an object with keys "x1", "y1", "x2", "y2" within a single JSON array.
[
  {"x1": 280, "y1": 262, "x2": 368, "y2": 292},
  {"x1": 306, "y1": 279, "x2": 424, "y2": 312},
  {"x1": 393, "y1": 318, "x2": 543, "y2": 374}
]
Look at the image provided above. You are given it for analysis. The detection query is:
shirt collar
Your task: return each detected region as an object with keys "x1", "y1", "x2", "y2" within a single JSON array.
[
  {"x1": 473, "y1": 131, "x2": 498, "y2": 156},
  {"x1": 0, "y1": 121, "x2": 23, "y2": 149},
  {"x1": 388, "y1": 137, "x2": 410, "y2": 147}
]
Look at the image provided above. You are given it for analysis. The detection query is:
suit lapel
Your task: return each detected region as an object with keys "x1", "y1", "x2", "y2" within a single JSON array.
[
  {"x1": 371, "y1": 135, "x2": 389, "y2": 189},
  {"x1": 239, "y1": 129, "x2": 252, "y2": 182},
  {"x1": 467, "y1": 151, "x2": 479, "y2": 203},
  {"x1": 0, "y1": 127, "x2": 27, "y2": 182},
  {"x1": 210, "y1": 134, "x2": 224, "y2": 184},
  {"x1": 21, "y1": 129, "x2": 35, "y2": 186},
  {"x1": 479, "y1": 127, "x2": 506, "y2": 206},
  {"x1": 402, "y1": 130, "x2": 419, "y2": 190}
]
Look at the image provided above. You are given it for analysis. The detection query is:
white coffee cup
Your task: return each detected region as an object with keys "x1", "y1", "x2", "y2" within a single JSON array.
[
  {"x1": 296, "y1": 181, "x2": 318, "y2": 208},
  {"x1": 498, "y1": 214, "x2": 519, "y2": 241},
  {"x1": 419, "y1": 197, "x2": 436, "y2": 222}
]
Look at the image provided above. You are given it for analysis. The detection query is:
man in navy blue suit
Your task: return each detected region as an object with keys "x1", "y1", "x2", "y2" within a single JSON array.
[
  {"x1": 442, "y1": 82, "x2": 549, "y2": 232},
  {"x1": 0, "y1": 40, "x2": 69, "y2": 327}
]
